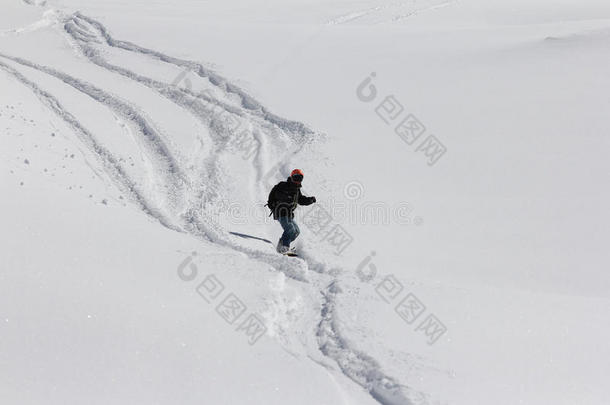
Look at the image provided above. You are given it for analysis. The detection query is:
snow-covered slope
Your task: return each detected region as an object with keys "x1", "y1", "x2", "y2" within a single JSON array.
[{"x1": 2, "y1": 1, "x2": 609, "y2": 405}]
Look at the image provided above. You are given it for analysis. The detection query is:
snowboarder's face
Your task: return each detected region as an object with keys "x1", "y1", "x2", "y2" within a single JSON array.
[{"x1": 291, "y1": 174, "x2": 303, "y2": 184}]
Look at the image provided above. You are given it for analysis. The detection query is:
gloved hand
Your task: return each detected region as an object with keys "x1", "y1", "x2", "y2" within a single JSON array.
[{"x1": 311, "y1": 196, "x2": 317, "y2": 203}]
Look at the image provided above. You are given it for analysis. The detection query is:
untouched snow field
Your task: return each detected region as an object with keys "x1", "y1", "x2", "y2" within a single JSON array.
[{"x1": 1, "y1": 1, "x2": 609, "y2": 404}]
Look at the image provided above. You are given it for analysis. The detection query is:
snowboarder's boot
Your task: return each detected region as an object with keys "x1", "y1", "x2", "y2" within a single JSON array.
[{"x1": 276, "y1": 239, "x2": 289, "y2": 254}]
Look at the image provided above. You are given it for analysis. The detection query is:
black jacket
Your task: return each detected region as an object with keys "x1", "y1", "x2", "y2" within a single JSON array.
[{"x1": 267, "y1": 177, "x2": 315, "y2": 219}]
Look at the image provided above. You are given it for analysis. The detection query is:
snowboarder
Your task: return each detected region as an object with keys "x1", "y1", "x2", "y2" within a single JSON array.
[{"x1": 267, "y1": 169, "x2": 316, "y2": 254}]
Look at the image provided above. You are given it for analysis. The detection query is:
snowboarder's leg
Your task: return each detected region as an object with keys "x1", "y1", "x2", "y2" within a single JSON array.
[
  {"x1": 278, "y1": 216, "x2": 295, "y2": 247},
  {"x1": 289, "y1": 220, "x2": 300, "y2": 244}
]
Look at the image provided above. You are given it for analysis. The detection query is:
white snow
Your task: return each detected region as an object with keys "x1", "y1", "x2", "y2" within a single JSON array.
[{"x1": 2, "y1": 1, "x2": 609, "y2": 404}]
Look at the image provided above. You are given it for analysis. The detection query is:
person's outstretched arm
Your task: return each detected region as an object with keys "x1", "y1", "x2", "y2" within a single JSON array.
[{"x1": 298, "y1": 190, "x2": 316, "y2": 206}]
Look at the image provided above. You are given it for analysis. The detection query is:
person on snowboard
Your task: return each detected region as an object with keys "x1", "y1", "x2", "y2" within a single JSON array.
[{"x1": 267, "y1": 169, "x2": 316, "y2": 254}]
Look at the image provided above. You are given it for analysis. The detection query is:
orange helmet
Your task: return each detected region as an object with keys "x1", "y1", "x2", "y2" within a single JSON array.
[{"x1": 290, "y1": 169, "x2": 304, "y2": 183}]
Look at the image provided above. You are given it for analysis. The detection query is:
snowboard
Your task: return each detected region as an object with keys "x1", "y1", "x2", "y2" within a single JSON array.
[{"x1": 281, "y1": 247, "x2": 299, "y2": 257}]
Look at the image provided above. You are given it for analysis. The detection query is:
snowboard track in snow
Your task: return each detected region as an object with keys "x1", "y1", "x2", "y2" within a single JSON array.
[
  {"x1": 326, "y1": 0, "x2": 455, "y2": 25},
  {"x1": 68, "y1": 12, "x2": 314, "y2": 138},
  {"x1": 0, "y1": 59, "x2": 178, "y2": 230},
  {"x1": 318, "y1": 281, "x2": 415, "y2": 405},
  {"x1": 0, "y1": 11, "x2": 418, "y2": 404}
]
